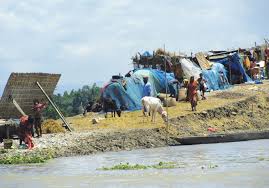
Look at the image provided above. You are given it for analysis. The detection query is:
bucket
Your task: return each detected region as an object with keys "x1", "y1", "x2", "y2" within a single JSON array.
[{"x1": 3, "y1": 139, "x2": 13, "y2": 149}]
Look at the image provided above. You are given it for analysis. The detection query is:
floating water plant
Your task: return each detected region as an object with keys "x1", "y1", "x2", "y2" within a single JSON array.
[
  {"x1": 0, "y1": 149, "x2": 56, "y2": 164},
  {"x1": 99, "y1": 161, "x2": 181, "y2": 170}
]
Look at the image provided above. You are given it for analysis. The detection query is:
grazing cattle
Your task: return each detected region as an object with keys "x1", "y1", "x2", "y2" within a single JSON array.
[
  {"x1": 103, "y1": 98, "x2": 121, "y2": 118},
  {"x1": 83, "y1": 102, "x2": 94, "y2": 116},
  {"x1": 91, "y1": 102, "x2": 103, "y2": 112},
  {"x1": 141, "y1": 96, "x2": 168, "y2": 123}
]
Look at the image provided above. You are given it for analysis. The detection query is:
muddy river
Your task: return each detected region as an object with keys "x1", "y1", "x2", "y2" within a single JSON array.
[{"x1": 1, "y1": 139, "x2": 269, "y2": 188}]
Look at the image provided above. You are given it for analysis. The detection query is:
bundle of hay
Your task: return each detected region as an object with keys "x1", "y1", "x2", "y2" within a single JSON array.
[{"x1": 42, "y1": 119, "x2": 66, "y2": 134}]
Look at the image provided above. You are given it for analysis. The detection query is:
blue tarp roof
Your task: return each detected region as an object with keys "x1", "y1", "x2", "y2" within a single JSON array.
[
  {"x1": 211, "y1": 53, "x2": 252, "y2": 83},
  {"x1": 202, "y1": 63, "x2": 230, "y2": 91},
  {"x1": 102, "y1": 69, "x2": 175, "y2": 111}
]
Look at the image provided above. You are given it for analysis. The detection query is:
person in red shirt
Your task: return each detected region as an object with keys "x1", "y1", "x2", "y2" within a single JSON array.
[
  {"x1": 19, "y1": 115, "x2": 34, "y2": 149},
  {"x1": 187, "y1": 76, "x2": 198, "y2": 111},
  {"x1": 32, "y1": 99, "x2": 46, "y2": 137}
]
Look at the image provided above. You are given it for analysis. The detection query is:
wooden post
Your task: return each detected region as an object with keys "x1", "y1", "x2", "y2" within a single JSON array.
[
  {"x1": 12, "y1": 99, "x2": 26, "y2": 116},
  {"x1": 164, "y1": 44, "x2": 169, "y2": 131},
  {"x1": 228, "y1": 56, "x2": 232, "y2": 84},
  {"x1": 36, "y1": 81, "x2": 72, "y2": 132}
]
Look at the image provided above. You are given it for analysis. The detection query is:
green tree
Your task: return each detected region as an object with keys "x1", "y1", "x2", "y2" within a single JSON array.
[{"x1": 43, "y1": 84, "x2": 101, "y2": 119}]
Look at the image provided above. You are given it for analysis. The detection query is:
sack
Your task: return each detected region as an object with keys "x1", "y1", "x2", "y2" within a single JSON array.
[{"x1": 203, "y1": 83, "x2": 208, "y2": 90}]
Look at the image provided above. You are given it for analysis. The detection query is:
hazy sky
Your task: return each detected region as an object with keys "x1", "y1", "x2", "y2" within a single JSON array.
[{"x1": 0, "y1": 0, "x2": 268, "y2": 94}]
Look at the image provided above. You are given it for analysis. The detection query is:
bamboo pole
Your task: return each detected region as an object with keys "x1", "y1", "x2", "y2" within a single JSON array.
[
  {"x1": 12, "y1": 99, "x2": 26, "y2": 116},
  {"x1": 36, "y1": 81, "x2": 72, "y2": 132},
  {"x1": 164, "y1": 44, "x2": 169, "y2": 131}
]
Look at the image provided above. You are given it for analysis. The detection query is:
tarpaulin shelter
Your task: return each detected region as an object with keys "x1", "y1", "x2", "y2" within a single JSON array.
[
  {"x1": 211, "y1": 53, "x2": 252, "y2": 83},
  {"x1": 102, "y1": 69, "x2": 175, "y2": 111},
  {"x1": 202, "y1": 63, "x2": 230, "y2": 91},
  {"x1": 179, "y1": 58, "x2": 202, "y2": 79}
]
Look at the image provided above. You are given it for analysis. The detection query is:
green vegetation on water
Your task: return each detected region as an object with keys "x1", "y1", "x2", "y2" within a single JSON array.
[
  {"x1": 0, "y1": 149, "x2": 55, "y2": 164},
  {"x1": 99, "y1": 161, "x2": 181, "y2": 170}
]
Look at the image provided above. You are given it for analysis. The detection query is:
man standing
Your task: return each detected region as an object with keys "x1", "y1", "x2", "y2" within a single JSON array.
[
  {"x1": 264, "y1": 47, "x2": 269, "y2": 79},
  {"x1": 32, "y1": 99, "x2": 46, "y2": 138},
  {"x1": 142, "y1": 76, "x2": 152, "y2": 97},
  {"x1": 142, "y1": 76, "x2": 152, "y2": 116}
]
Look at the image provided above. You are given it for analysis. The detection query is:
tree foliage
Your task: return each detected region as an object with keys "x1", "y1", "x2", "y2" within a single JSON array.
[{"x1": 43, "y1": 84, "x2": 101, "y2": 119}]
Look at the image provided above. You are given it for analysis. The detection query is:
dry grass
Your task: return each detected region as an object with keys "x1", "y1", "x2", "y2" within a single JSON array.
[
  {"x1": 42, "y1": 119, "x2": 66, "y2": 134},
  {"x1": 67, "y1": 96, "x2": 244, "y2": 131},
  {"x1": 65, "y1": 82, "x2": 269, "y2": 132}
]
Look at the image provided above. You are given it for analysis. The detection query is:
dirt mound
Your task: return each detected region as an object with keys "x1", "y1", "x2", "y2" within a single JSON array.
[
  {"x1": 169, "y1": 95, "x2": 269, "y2": 137},
  {"x1": 213, "y1": 92, "x2": 245, "y2": 99},
  {"x1": 42, "y1": 119, "x2": 66, "y2": 134}
]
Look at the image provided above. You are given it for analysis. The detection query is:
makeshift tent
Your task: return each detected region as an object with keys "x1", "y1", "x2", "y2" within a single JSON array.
[
  {"x1": 179, "y1": 58, "x2": 202, "y2": 79},
  {"x1": 202, "y1": 63, "x2": 230, "y2": 91},
  {"x1": 211, "y1": 53, "x2": 252, "y2": 83},
  {"x1": 102, "y1": 69, "x2": 175, "y2": 111}
]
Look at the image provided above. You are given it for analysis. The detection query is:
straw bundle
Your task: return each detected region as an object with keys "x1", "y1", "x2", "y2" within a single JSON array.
[{"x1": 42, "y1": 119, "x2": 65, "y2": 134}]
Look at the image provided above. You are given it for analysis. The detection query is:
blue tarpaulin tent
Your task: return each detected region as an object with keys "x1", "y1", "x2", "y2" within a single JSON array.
[
  {"x1": 211, "y1": 53, "x2": 252, "y2": 83},
  {"x1": 102, "y1": 69, "x2": 175, "y2": 111},
  {"x1": 202, "y1": 63, "x2": 230, "y2": 91}
]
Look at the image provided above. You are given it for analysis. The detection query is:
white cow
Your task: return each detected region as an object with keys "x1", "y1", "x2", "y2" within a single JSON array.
[{"x1": 141, "y1": 96, "x2": 168, "y2": 123}]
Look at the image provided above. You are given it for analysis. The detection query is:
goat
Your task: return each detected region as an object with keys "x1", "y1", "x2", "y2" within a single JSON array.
[
  {"x1": 103, "y1": 98, "x2": 121, "y2": 118},
  {"x1": 141, "y1": 96, "x2": 168, "y2": 123}
]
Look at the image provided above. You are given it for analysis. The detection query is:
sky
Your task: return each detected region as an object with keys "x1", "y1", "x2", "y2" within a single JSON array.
[{"x1": 0, "y1": 0, "x2": 268, "y2": 94}]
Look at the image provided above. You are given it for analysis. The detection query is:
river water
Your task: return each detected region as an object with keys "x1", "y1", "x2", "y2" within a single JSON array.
[{"x1": 1, "y1": 139, "x2": 269, "y2": 188}]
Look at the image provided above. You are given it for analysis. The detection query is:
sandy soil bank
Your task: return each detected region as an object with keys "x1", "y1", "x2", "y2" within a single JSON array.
[{"x1": 1, "y1": 82, "x2": 269, "y2": 162}]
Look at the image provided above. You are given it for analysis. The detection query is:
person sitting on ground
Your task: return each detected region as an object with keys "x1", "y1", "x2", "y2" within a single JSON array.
[
  {"x1": 187, "y1": 76, "x2": 198, "y2": 111},
  {"x1": 32, "y1": 99, "x2": 46, "y2": 138},
  {"x1": 197, "y1": 73, "x2": 207, "y2": 100}
]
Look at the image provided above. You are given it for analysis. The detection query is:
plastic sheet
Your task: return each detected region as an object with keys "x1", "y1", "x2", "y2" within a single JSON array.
[
  {"x1": 212, "y1": 53, "x2": 252, "y2": 83},
  {"x1": 202, "y1": 63, "x2": 230, "y2": 91},
  {"x1": 102, "y1": 69, "x2": 175, "y2": 111},
  {"x1": 180, "y1": 58, "x2": 202, "y2": 79}
]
